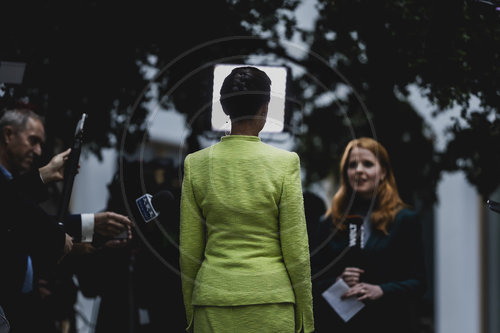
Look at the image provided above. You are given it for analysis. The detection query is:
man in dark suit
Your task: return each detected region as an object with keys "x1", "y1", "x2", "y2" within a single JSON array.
[{"x1": 0, "y1": 108, "x2": 133, "y2": 332}]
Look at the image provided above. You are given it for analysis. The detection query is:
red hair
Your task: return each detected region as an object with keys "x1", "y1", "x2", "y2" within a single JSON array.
[{"x1": 325, "y1": 137, "x2": 407, "y2": 234}]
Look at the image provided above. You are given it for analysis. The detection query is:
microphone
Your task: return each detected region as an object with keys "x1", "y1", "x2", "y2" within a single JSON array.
[
  {"x1": 347, "y1": 215, "x2": 364, "y2": 249},
  {"x1": 346, "y1": 214, "x2": 364, "y2": 268},
  {"x1": 56, "y1": 113, "x2": 87, "y2": 227},
  {"x1": 487, "y1": 199, "x2": 500, "y2": 214},
  {"x1": 135, "y1": 190, "x2": 174, "y2": 223}
]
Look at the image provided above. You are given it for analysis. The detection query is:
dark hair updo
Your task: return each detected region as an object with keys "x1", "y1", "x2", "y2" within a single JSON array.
[{"x1": 219, "y1": 66, "x2": 271, "y2": 119}]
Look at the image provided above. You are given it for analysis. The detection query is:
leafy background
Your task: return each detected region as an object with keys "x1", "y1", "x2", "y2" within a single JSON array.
[{"x1": 1, "y1": 1, "x2": 499, "y2": 330}]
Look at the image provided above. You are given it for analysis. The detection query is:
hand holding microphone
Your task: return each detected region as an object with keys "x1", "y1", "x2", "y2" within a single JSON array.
[
  {"x1": 339, "y1": 215, "x2": 365, "y2": 288},
  {"x1": 39, "y1": 148, "x2": 73, "y2": 184},
  {"x1": 105, "y1": 190, "x2": 173, "y2": 242},
  {"x1": 94, "y1": 211, "x2": 133, "y2": 238},
  {"x1": 91, "y1": 212, "x2": 134, "y2": 248}
]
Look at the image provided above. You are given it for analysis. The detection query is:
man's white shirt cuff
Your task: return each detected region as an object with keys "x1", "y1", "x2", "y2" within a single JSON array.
[{"x1": 81, "y1": 213, "x2": 94, "y2": 242}]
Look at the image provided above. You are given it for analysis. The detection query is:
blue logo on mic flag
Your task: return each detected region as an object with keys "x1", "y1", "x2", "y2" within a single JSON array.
[{"x1": 135, "y1": 194, "x2": 159, "y2": 223}]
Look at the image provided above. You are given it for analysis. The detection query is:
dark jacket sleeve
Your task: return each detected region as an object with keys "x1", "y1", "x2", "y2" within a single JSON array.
[
  {"x1": 11, "y1": 171, "x2": 84, "y2": 241},
  {"x1": 63, "y1": 214, "x2": 83, "y2": 242},
  {"x1": 379, "y1": 210, "x2": 426, "y2": 299},
  {"x1": 10, "y1": 170, "x2": 49, "y2": 203},
  {"x1": 0, "y1": 174, "x2": 66, "y2": 263}
]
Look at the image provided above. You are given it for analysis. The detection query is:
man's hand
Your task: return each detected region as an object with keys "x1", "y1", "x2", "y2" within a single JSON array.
[
  {"x1": 70, "y1": 243, "x2": 97, "y2": 255},
  {"x1": 63, "y1": 233, "x2": 73, "y2": 254},
  {"x1": 56, "y1": 233, "x2": 74, "y2": 264},
  {"x1": 94, "y1": 211, "x2": 133, "y2": 238},
  {"x1": 104, "y1": 237, "x2": 131, "y2": 249},
  {"x1": 104, "y1": 224, "x2": 133, "y2": 248},
  {"x1": 37, "y1": 279, "x2": 52, "y2": 299},
  {"x1": 39, "y1": 148, "x2": 72, "y2": 183}
]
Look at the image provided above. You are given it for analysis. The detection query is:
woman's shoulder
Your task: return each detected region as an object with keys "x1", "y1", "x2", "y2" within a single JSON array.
[
  {"x1": 391, "y1": 208, "x2": 420, "y2": 233},
  {"x1": 259, "y1": 141, "x2": 298, "y2": 159},
  {"x1": 186, "y1": 141, "x2": 297, "y2": 158},
  {"x1": 395, "y1": 208, "x2": 417, "y2": 219},
  {"x1": 184, "y1": 145, "x2": 214, "y2": 162}
]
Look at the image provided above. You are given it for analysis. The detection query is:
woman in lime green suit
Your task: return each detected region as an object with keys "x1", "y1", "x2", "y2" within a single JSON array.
[{"x1": 180, "y1": 66, "x2": 314, "y2": 333}]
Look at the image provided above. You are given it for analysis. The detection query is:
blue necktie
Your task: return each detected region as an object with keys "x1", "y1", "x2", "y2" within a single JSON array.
[{"x1": 21, "y1": 255, "x2": 33, "y2": 294}]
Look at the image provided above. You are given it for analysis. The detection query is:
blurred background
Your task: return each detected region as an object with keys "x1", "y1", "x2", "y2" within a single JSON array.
[{"x1": 1, "y1": 0, "x2": 499, "y2": 332}]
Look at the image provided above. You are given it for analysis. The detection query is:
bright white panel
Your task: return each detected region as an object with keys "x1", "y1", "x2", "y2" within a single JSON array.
[{"x1": 211, "y1": 64, "x2": 287, "y2": 133}]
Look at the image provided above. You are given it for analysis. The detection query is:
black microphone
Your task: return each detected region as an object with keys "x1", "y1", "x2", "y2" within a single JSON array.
[
  {"x1": 135, "y1": 190, "x2": 174, "y2": 223},
  {"x1": 487, "y1": 199, "x2": 500, "y2": 214},
  {"x1": 56, "y1": 113, "x2": 87, "y2": 227},
  {"x1": 347, "y1": 215, "x2": 364, "y2": 249},
  {"x1": 346, "y1": 214, "x2": 364, "y2": 268}
]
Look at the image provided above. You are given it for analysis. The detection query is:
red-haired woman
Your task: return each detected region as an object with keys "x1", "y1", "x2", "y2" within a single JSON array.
[{"x1": 310, "y1": 137, "x2": 426, "y2": 333}]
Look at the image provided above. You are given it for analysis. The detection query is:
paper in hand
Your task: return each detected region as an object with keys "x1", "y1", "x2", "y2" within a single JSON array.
[{"x1": 321, "y1": 278, "x2": 365, "y2": 322}]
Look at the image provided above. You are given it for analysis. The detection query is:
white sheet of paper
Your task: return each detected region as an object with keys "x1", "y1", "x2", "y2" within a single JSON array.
[{"x1": 321, "y1": 278, "x2": 365, "y2": 322}]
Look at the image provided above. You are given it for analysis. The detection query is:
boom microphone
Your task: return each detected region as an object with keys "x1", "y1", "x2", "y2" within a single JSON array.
[
  {"x1": 56, "y1": 113, "x2": 86, "y2": 228},
  {"x1": 135, "y1": 190, "x2": 174, "y2": 223}
]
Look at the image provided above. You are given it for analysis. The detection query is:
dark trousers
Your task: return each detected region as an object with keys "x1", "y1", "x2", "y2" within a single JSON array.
[{"x1": 2, "y1": 292, "x2": 57, "y2": 333}]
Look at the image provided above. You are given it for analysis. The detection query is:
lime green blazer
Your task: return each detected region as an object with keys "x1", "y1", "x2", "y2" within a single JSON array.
[{"x1": 180, "y1": 135, "x2": 314, "y2": 332}]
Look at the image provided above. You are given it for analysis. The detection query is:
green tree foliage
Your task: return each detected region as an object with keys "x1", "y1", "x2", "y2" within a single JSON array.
[
  {"x1": 1, "y1": 0, "x2": 498, "y2": 203},
  {"x1": 0, "y1": 0, "x2": 300, "y2": 158},
  {"x1": 441, "y1": 112, "x2": 500, "y2": 196},
  {"x1": 295, "y1": 0, "x2": 499, "y2": 204}
]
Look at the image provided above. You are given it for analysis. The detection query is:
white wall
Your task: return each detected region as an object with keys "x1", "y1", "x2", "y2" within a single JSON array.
[
  {"x1": 435, "y1": 171, "x2": 481, "y2": 333},
  {"x1": 70, "y1": 148, "x2": 117, "y2": 214}
]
